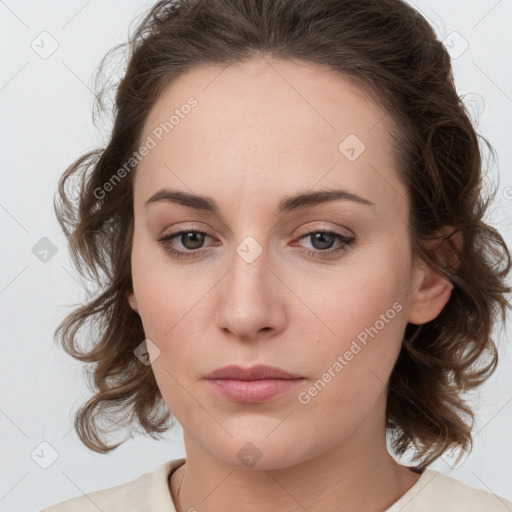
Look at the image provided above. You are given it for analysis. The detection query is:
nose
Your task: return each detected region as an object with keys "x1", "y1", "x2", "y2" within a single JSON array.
[{"x1": 215, "y1": 240, "x2": 286, "y2": 343}]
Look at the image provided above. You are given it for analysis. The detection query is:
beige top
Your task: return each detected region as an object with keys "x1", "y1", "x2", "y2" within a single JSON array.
[{"x1": 40, "y1": 457, "x2": 512, "y2": 511}]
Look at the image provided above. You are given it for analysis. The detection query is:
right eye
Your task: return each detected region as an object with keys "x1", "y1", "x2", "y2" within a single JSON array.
[{"x1": 158, "y1": 230, "x2": 215, "y2": 259}]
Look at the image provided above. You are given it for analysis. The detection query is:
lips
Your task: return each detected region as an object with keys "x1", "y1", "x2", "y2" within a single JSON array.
[
  {"x1": 203, "y1": 364, "x2": 304, "y2": 403},
  {"x1": 203, "y1": 364, "x2": 302, "y2": 381}
]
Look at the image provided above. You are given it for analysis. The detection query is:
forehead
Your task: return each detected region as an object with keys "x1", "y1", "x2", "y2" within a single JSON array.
[{"x1": 134, "y1": 57, "x2": 409, "y2": 218}]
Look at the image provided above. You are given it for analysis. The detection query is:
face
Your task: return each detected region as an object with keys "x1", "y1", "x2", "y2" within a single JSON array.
[{"x1": 128, "y1": 57, "x2": 451, "y2": 470}]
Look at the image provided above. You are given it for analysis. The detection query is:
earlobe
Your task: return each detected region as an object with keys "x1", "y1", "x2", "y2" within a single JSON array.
[{"x1": 128, "y1": 291, "x2": 139, "y2": 313}]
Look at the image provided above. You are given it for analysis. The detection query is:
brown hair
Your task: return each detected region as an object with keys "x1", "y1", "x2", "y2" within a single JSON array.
[{"x1": 54, "y1": 0, "x2": 511, "y2": 471}]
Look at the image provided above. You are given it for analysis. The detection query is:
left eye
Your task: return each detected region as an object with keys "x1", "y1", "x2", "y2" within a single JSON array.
[
  {"x1": 291, "y1": 230, "x2": 356, "y2": 259},
  {"x1": 158, "y1": 229, "x2": 355, "y2": 260}
]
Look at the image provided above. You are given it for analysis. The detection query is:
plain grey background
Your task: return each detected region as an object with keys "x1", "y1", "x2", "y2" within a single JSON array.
[{"x1": 1, "y1": 1, "x2": 511, "y2": 510}]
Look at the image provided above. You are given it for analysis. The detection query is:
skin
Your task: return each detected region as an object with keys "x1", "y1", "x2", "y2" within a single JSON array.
[{"x1": 127, "y1": 56, "x2": 455, "y2": 512}]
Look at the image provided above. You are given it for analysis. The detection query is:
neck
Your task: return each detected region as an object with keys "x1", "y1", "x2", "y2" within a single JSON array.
[{"x1": 169, "y1": 414, "x2": 421, "y2": 512}]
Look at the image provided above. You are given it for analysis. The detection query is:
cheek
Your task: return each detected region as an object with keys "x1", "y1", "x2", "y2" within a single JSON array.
[
  {"x1": 130, "y1": 235, "x2": 202, "y2": 338},
  {"x1": 298, "y1": 251, "x2": 410, "y2": 399},
  {"x1": 305, "y1": 254, "x2": 408, "y2": 346},
  {"x1": 294, "y1": 294, "x2": 407, "y2": 441}
]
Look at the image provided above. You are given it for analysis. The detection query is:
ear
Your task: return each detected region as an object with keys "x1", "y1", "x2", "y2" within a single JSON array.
[
  {"x1": 127, "y1": 290, "x2": 139, "y2": 314},
  {"x1": 407, "y1": 226, "x2": 462, "y2": 326}
]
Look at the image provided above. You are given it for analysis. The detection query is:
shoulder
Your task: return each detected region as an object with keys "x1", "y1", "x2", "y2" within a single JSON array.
[
  {"x1": 39, "y1": 457, "x2": 186, "y2": 512},
  {"x1": 388, "y1": 469, "x2": 512, "y2": 512}
]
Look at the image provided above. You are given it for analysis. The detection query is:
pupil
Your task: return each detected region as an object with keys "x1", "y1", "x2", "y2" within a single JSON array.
[
  {"x1": 183, "y1": 232, "x2": 204, "y2": 250},
  {"x1": 312, "y1": 233, "x2": 335, "y2": 250}
]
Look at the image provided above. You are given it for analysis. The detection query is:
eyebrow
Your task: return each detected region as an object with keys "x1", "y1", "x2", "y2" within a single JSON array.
[{"x1": 144, "y1": 187, "x2": 375, "y2": 214}]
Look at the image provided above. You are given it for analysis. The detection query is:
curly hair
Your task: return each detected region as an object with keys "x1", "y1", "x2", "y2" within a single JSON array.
[{"x1": 53, "y1": 0, "x2": 511, "y2": 471}]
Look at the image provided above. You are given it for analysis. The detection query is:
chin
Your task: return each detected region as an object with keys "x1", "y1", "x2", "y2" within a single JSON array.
[{"x1": 203, "y1": 434, "x2": 318, "y2": 472}]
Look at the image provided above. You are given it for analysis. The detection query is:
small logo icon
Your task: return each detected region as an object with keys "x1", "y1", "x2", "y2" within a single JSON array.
[
  {"x1": 236, "y1": 236, "x2": 263, "y2": 264},
  {"x1": 31, "y1": 441, "x2": 59, "y2": 469},
  {"x1": 134, "y1": 338, "x2": 160, "y2": 365},
  {"x1": 442, "y1": 31, "x2": 469, "y2": 60},
  {"x1": 441, "y1": 442, "x2": 469, "y2": 469},
  {"x1": 237, "y1": 442, "x2": 262, "y2": 468},
  {"x1": 32, "y1": 237, "x2": 58, "y2": 263},
  {"x1": 30, "y1": 31, "x2": 59, "y2": 59},
  {"x1": 338, "y1": 134, "x2": 366, "y2": 161}
]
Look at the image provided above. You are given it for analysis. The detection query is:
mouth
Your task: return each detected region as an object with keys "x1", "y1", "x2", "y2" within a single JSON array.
[
  {"x1": 203, "y1": 364, "x2": 305, "y2": 403},
  {"x1": 205, "y1": 378, "x2": 305, "y2": 403}
]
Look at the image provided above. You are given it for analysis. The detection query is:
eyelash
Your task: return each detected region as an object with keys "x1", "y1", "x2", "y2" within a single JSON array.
[{"x1": 158, "y1": 229, "x2": 356, "y2": 260}]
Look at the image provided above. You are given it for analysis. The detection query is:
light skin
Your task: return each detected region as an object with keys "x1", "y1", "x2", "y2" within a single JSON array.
[{"x1": 127, "y1": 56, "x2": 456, "y2": 512}]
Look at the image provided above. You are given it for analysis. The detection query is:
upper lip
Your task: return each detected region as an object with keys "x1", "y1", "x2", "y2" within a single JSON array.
[{"x1": 204, "y1": 364, "x2": 303, "y2": 381}]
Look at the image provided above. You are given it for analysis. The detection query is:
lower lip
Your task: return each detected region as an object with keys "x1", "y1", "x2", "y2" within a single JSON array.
[{"x1": 205, "y1": 378, "x2": 304, "y2": 403}]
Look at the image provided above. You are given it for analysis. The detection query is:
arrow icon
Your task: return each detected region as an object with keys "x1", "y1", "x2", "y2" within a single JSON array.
[{"x1": 338, "y1": 134, "x2": 365, "y2": 161}]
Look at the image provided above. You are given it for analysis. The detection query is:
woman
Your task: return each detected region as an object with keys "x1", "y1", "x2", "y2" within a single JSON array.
[{"x1": 42, "y1": 0, "x2": 512, "y2": 510}]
